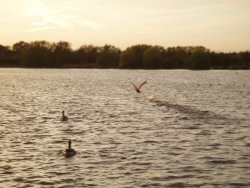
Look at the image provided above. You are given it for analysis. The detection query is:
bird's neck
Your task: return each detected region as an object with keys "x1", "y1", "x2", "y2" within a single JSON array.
[{"x1": 68, "y1": 141, "x2": 71, "y2": 149}]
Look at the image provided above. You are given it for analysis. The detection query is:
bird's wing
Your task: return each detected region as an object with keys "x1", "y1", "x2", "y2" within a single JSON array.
[
  {"x1": 138, "y1": 81, "x2": 147, "y2": 89},
  {"x1": 131, "y1": 82, "x2": 138, "y2": 90}
]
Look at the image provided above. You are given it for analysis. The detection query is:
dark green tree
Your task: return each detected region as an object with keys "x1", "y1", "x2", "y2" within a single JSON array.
[
  {"x1": 0, "y1": 40, "x2": 248, "y2": 69},
  {"x1": 239, "y1": 51, "x2": 250, "y2": 69},
  {"x1": 166, "y1": 46, "x2": 189, "y2": 68},
  {"x1": 142, "y1": 46, "x2": 166, "y2": 69},
  {"x1": 119, "y1": 44, "x2": 151, "y2": 68},
  {"x1": 13, "y1": 41, "x2": 29, "y2": 56},
  {"x1": 21, "y1": 41, "x2": 52, "y2": 67},
  {"x1": 188, "y1": 48, "x2": 211, "y2": 69},
  {"x1": 0, "y1": 44, "x2": 12, "y2": 57},
  {"x1": 79, "y1": 45, "x2": 99, "y2": 65},
  {"x1": 0, "y1": 44, "x2": 17, "y2": 66},
  {"x1": 51, "y1": 41, "x2": 72, "y2": 67},
  {"x1": 96, "y1": 44, "x2": 120, "y2": 68}
]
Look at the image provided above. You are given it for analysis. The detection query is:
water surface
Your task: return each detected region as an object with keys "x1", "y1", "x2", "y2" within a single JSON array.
[{"x1": 0, "y1": 69, "x2": 249, "y2": 187}]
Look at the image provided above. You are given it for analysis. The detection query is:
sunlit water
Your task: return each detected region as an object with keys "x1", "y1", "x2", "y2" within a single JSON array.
[{"x1": 0, "y1": 69, "x2": 249, "y2": 188}]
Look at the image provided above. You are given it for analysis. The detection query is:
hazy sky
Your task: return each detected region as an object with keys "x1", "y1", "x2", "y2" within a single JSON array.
[{"x1": 1, "y1": 0, "x2": 250, "y2": 52}]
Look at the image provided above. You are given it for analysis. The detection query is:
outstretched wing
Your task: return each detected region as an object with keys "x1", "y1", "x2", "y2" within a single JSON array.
[
  {"x1": 138, "y1": 81, "x2": 147, "y2": 90},
  {"x1": 131, "y1": 82, "x2": 138, "y2": 90}
]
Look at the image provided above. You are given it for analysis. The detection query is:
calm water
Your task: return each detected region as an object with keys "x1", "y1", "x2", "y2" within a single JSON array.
[{"x1": 0, "y1": 69, "x2": 249, "y2": 188}]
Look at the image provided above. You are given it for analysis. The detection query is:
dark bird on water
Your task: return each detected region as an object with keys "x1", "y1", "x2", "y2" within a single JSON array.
[
  {"x1": 60, "y1": 111, "x2": 68, "y2": 121},
  {"x1": 62, "y1": 140, "x2": 76, "y2": 158},
  {"x1": 131, "y1": 81, "x2": 147, "y2": 93}
]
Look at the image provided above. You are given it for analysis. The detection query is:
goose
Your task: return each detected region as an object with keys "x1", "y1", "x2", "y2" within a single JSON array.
[
  {"x1": 60, "y1": 111, "x2": 68, "y2": 121},
  {"x1": 131, "y1": 81, "x2": 147, "y2": 93},
  {"x1": 62, "y1": 140, "x2": 76, "y2": 157}
]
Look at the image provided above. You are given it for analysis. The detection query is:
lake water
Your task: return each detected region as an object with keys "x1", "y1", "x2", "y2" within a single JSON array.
[{"x1": 0, "y1": 69, "x2": 249, "y2": 188}]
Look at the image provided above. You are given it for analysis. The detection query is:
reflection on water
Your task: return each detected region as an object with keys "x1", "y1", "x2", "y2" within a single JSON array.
[{"x1": 0, "y1": 69, "x2": 250, "y2": 187}]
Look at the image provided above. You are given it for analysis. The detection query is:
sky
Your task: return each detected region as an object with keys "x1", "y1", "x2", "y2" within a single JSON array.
[{"x1": 0, "y1": 0, "x2": 250, "y2": 52}]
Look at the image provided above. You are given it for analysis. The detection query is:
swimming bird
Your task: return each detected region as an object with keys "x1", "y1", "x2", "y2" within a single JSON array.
[
  {"x1": 62, "y1": 140, "x2": 76, "y2": 157},
  {"x1": 60, "y1": 111, "x2": 68, "y2": 121},
  {"x1": 131, "y1": 81, "x2": 147, "y2": 93}
]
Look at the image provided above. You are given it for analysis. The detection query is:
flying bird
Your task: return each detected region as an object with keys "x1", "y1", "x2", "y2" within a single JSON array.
[{"x1": 131, "y1": 81, "x2": 147, "y2": 93}]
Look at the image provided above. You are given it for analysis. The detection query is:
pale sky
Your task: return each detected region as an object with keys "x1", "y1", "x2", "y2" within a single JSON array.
[{"x1": 0, "y1": 0, "x2": 250, "y2": 52}]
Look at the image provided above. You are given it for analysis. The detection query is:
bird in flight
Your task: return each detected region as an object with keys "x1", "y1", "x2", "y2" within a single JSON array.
[{"x1": 131, "y1": 81, "x2": 147, "y2": 93}]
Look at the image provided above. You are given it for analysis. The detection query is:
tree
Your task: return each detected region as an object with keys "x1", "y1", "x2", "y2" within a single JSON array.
[
  {"x1": 0, "y1": 44, "x2": 12, "y2": 57},
  {"x1": 51, "y1": 41, "x2": 72, "y2": 67},
  {"x1": 21, "y1": 41, "x2": 52, "y2": 67},
  {"x1": 239, "y1": 51, "x2": 250, "y2": 69},
  {"x1": 96, "y1": 44, "x2": 120, "y2": 68},
  {"x1": 165, "y1": 46, "x2": 189, "y2": 68},
  {"x1": 0, "y1": 40, "x2": 249, "y2": 69},
  {"x1": 76, "y1": 45, "x2": 99, "y2": 65},
  {"x1": 119, "y1": 44, "x2": 151, "y2": 68},
  {"x1": 0, "y1": 44, "x2": 18, "y2": 66},
  {"x1": 13, "y1": 41, "x2": 29, "y2": 56},
  {"x1": 188, "y1": 49, "x2": 212, "y2": 69},
  {"x1": 142, "y1": 46, "x2": 166, "y2": 69}
]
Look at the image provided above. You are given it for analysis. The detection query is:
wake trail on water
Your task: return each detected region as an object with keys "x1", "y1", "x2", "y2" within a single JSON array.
[{"x1": 147, "y1": 95, "x2": 241, "y2": 125}]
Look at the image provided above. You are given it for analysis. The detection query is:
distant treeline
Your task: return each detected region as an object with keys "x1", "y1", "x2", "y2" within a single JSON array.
[{"x1": 0, "y1": 41, "x2": 249, "y2": 69}]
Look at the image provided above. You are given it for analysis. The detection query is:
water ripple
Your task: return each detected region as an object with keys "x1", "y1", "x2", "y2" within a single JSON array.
[{"x1": 0, "y1": 69, "x2": 249, "y2": 187}]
